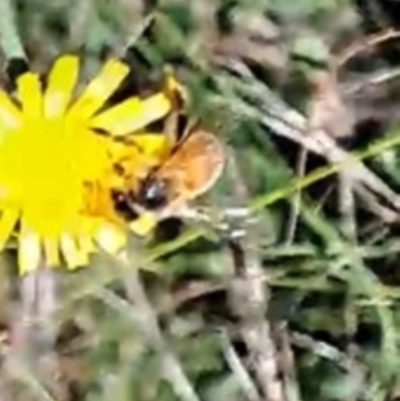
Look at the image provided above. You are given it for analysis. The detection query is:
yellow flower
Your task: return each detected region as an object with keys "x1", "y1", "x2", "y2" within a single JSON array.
[{"x1": 0, "y1": 55, "x2": 172, "y2": 274}]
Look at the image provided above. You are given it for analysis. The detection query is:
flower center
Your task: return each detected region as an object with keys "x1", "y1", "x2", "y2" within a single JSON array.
[{"x1": 0, "y1": 116, "x2": 93, "y2": 235}]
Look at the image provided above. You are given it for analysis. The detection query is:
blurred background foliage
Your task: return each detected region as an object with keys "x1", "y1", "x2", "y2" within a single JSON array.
[{"x1": 5, "y1": 0, "x2": 400, "y2": 400}]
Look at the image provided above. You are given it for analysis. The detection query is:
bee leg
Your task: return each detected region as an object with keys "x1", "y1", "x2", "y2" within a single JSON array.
[{"x1": 176, "y1": 206, "x2": 212, "y2": 223}]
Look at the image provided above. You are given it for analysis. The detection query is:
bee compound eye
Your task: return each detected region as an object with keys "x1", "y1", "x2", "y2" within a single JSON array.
[{"x1": 139, "y1": 178, "x2": 168, "y2": 210}]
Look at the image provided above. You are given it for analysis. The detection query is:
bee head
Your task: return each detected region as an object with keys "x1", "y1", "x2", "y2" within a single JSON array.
[{"x1": 137, "y1": 175, "x2": 168, "y2": 210}]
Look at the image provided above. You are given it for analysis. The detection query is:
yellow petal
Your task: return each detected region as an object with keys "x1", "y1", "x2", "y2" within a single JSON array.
[
  {"x1": 77, "y1": 233, "x2": 94, "y2": 256},
  {"x1": 72, "y1": 233, "x2": 90, "y2": 267},
  {"x1": 89, "y1": 93, "x2": 171, "y2": 136},
  {"x1": 18, "y1": 230, "x2": 42, "y2": 274},
  {"x1": 44, "y1": 55, "x2": 79, "y2": 118},
  {"x1": 95, "y1": 223, "x2": 126, "y2": 254},
  {"x1": 131, "y1": 133, "x2": 171, "y2": 159},
  {"x1": 68, "y1": 58, "x2": 129, "y2": 120},
  {"x1": 43, "y1": 237, "x2": 60, "y2": 267},
  {"x1": 0, "y1": 209, "x2": 18, "y2": 250},
  {"x1": 17, "y1": 72, "x2": 42, "y2": 119},
  {"x1": 60, "y1": 234, "x2": 86, "y2": 270},
  {"x1": 0, "y1": 89, "x2": 22, "y2": 130},
  {"x1": 129, "y1": 213, "x2": 158, "y2": 236}
]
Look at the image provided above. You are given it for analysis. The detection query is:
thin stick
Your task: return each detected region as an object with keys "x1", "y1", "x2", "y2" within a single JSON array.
[
  {"x1": 219, "y1": 329, "x2": 262, "y2": 401},
  {"x1": 114, "y1": 251, "x2": 200, "y2": 401},
  {"x1": 225, "y1": 151, "x2": 284, "y2": 401},
  {"x1": 228, "y1": 239, "x2": 284, "y2": 401},
  {"x1": 277, "y1": 324, "x2": 302, "y2": 401},
  {"x1": 338, "y1": 172, "x2": 357, "y2": 241},
  {"x1": 335, "y1": 28, "x2": 400, "y2": 68},
  {"x1": 290, "y1": 331, "x2": 354, "y2": 371}
]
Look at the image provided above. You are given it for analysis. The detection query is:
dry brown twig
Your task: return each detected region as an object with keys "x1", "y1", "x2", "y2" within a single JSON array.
[{"x1": 335, "y1": 28, "x2": 400, "y2": 69}]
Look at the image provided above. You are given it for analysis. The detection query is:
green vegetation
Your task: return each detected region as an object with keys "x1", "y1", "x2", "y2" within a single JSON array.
[{"x1": 3, "y1": 0, "x2": 400, "y2": 400}]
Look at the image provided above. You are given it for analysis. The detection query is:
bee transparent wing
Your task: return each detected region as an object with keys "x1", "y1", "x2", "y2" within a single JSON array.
[{"x1": 160, "y1": 129, "x2": 225, "y2": 200}]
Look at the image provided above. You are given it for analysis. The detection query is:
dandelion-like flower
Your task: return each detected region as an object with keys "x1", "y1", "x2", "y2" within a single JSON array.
[{"x1": 0, "y1": 55, "x2": 172, "y2": 274}]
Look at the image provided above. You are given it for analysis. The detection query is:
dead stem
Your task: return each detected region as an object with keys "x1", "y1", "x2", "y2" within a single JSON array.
[
  {"x1": 338, "y1": 172, "x2": 357, "y2": 242},
  {"x1": 225, "y1": 150, "x2": 284, "y2": 401},
  {"x1": 228, "y1": 238, "x2": 284, "y2": 401},
  {"x1": 114, "y1": 251, "x2": 200, "y2": 401},
  {"x1": 276, "y1": 324, "x2": 302, "y2": 401},
  {"x1": 219, "y1": 328, "x2": 262, "y2": 401},
  {"x1": 335, "y1": 28, "x2": 400, "y2": 69},
  {"x1": 16, "y1": 270, "x2": 58, "y2": 361},
  {"x1": 9, "y1": 269, "x2": 63, "y2": 400}
]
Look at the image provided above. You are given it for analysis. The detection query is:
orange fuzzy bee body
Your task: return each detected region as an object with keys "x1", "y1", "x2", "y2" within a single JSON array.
[{"x1": 113, "y1": 125, "x2": 225, "y2": 229}]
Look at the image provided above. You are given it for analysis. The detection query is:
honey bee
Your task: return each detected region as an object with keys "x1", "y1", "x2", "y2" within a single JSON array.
[{"x1": 112, "y1": 121, "x2": 225, "y2": 233}]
